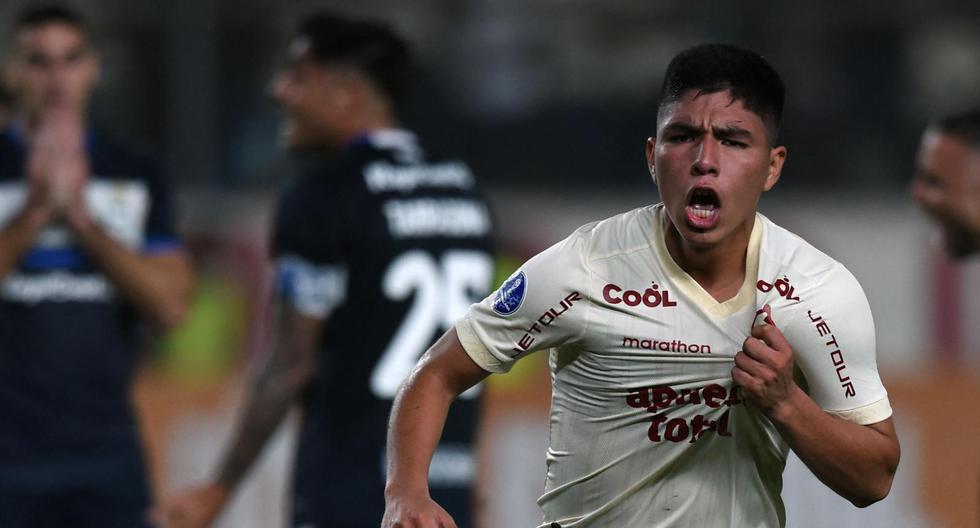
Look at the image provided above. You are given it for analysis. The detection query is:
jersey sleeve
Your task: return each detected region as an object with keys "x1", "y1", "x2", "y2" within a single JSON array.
[
  {"x1": 141, "y1": 159, "x2": 183, "y2": 254},
  {"x1": 271, "y1": 177, "x2": 349, "y2": 319},
  {"x1": 456, "y1": 227, "x2": 592, "y2": 373},
  {"x1": 778, "y1": 264, "x2": 891, "y2": 425}
]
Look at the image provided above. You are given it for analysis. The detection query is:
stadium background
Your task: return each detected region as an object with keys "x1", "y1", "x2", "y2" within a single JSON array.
[{"x1": 2, "y1": 0, "x2": 979, "y2": 526}]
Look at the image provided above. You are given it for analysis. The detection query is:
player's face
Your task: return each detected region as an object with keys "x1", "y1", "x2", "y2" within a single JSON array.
[
  {"x1": 647, "y1": 90, "x2": 786, "y2": 250},
  {"x1": 270, "y1": 37, "x2": 354, "y2": 152},
  {"x1": 911, "y1": 129, "x2": 980, "y2": 258},
  {"x1": 4, "y1": 22, "x2": 98, "y2": 119}
]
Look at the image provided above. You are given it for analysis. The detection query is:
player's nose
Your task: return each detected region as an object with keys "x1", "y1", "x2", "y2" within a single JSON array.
[
  {"x1": 909, "y1": 178, "x2": 940, "y2": 211},
  {"x1": 267, "y1": 73, "x2": 289, "y2": 104},
  {"x1": 691, "y1": 140, "x2": 719, "y2": 176}
]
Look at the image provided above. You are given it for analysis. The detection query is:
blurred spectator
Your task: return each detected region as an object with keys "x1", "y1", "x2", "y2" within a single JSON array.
[
  {"x1": 0, "y1": 5, "x2": 191, "y2": 528},
  {"x1": 153, "y1": 11, "x2": 494, "y2": 528},
  {"x1": 911, "y1": 109, "x2": 980, "y2": 259}
]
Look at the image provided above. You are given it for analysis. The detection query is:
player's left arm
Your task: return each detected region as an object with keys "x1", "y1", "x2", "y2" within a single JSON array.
[
  {"x1": 151, "y1": 193, "x2": 344, "y2": 527},
  {"x1": 61, "y1": 150, "x2": 191, "y2": 329},
  {"x1": 25, "y1": 111, "x2": 193, "y2": 330},
  {"x1": 150, "y1": 300, "x2": 322, "y2": 528},
  {"x1": 734, "y1": 266, "x2": 899, "y2": 508},
  {"x1": 66, "y1": 212, "x2": 192, "y2": 329}
]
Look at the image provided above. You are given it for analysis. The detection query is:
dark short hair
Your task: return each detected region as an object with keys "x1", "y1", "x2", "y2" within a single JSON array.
[
  {"x1": 659, "y1": 43, "x2": 785, "y2": 144},
  {"x1": 295, "y1": 12, "x2": 411, "y2": 106},
  {"x1": 933, "y1": 110, "x2": 980, "y2": 149},
  {"x1": 15, "y1": 4, "x2": 87, "y2": 34}
]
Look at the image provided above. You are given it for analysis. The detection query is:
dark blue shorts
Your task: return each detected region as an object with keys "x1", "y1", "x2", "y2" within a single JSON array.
[{"x1": 0, "y1": 484, "x2": 151, "y2": 528}]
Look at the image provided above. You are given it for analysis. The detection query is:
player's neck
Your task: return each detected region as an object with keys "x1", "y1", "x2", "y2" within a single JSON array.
[
  {"x1": 664, "y1": 220, "x2": 751, "y2": 303},
  {"x1": 339, "y1": 112, "x2": 400, "y2": 146}
]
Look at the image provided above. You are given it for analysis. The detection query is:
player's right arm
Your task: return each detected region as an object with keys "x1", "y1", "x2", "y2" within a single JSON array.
[
  {"x1": 0, "y1": 109, "x2": 75, "y2": 279},
  {"x1": 382, "y1": 329, "x2": 490, "y2": 528},
  {"x1": 152, "y1": 181, "x2": 344, "y2": 528},
  {"x1": 150, "y1": 301, "x2": 322, "y2": 528},
  {"x1": 0, "y1": 197, "x2": 51, "y2": 279},
  {"x1": 383, "y1": 226, "x2": 592, "y2": 527}
]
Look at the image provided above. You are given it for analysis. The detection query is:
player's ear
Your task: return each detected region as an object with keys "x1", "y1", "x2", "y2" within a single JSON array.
[
  {"x1": 763, "y1": 145, "x2": 787, "y2": 192},
  {"x1": 333, "y1": 82, "x2": 354, "y2": 110},
  {"x1": 322, "y1": 69, "x2": 357, "y2": 112},
  {"x1": 646, "y1": 137, "x2": 657, "y2": 186}
]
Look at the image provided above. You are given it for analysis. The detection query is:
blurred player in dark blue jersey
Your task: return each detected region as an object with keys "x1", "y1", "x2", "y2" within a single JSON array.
[
  {"x1": 154, "y1": 11, "x2": 494, "y2": 528},
  {"x1": 912, "y1": 109, "x2": 980, "y2": 259},
  {"x1": 0, "y1": 5, "x2": 192, "y2": 528}
]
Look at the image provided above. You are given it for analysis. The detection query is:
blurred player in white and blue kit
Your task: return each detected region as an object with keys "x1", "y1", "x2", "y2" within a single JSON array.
[{"x1": 0, "y1": 5, "x2": 192, "y2": 527}]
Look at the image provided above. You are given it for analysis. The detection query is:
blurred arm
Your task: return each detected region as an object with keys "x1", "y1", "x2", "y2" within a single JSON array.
[
  {"x1": 66, "y1": 210, "x2": 193, "y2": 330},
  {"x1": 0, "y1": 113, "x2": 64, "y2": 280},
  {"x1": 152, "y1": 303, "x2": 320, "y2": 528},
  {"x1": 0, "y1": 201, "x2": 52, "y2": 279},
  {"x1": 216, "y1": 302, "x2": 321, "y2": 491},
  {"x1": 10, "y1": 108, "x2": 193, "y2": 329},
  {"x1": 382, "y1": 328, "x2": 490, "y2": 528}
]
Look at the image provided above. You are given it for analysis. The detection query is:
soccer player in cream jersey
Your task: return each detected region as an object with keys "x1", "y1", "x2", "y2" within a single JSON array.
[{"x1": 382, "y1": 44, "x2": 900, "y2": 528}]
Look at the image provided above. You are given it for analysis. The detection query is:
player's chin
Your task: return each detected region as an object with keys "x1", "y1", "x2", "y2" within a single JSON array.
[
  {"x1": 280, "y1": 129, "x2": 311, "y2": 153},
  {"x1": 681, "y1": 230, "x2": 723, "y2": 249},
  {"x1": 278, "y1": 118, "x2": 306, "y2": 147},
  {"x1": 678, "y1": 217, "x2": 725, "y2": 245},
  {"x1": 944, "y1": 229, "x2": 980, "y2": 259}
]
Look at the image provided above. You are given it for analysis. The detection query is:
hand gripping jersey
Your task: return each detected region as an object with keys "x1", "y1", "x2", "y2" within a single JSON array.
[
  {"x1": 273, "y1": 130, "x2": 494, "y2": 527},
  {"x1": 456, "y1": 204, "x2": 890, "y2": 528}
]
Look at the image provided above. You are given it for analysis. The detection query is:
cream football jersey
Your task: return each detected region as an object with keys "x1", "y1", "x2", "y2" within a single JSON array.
[{"x1": 456, "y1": 203, "x2": 891, "y2": 528}]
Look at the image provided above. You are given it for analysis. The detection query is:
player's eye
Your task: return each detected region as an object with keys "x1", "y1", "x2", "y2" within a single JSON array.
[
  {"x1": 915, "y1": 171, "x2": 941, "y2": 188},
  {"x1": 720, "y1": 139, "x2": 747, "y2": 148},
  {"x1": 65, "y1": 49, "x2": 86, "y2": 64},
  {"x1": 668, "y1": 134, "x2": 692, "y2": 143},
  {"x1": 26, "y1": 53, "x2": 49, "y2": 67}
]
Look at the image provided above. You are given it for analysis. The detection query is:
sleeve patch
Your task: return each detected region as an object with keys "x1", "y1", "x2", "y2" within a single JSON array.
[
  {"x1": 276, "y1": 255, "x2": 348, "y2": 319},
  {"x1": 491, "y1": 271, "x2": 527, "y2": 316}
]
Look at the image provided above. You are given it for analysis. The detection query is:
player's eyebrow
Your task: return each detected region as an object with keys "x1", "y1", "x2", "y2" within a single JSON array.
[
  {"x1": 713, "y1": 125, "x2": 753, "y2": 139},
  {"x1": 662, "y1": 122, "x2": 703, "y2": 136},
  {"x1": 65, "y1": 45, "x2": 89, "y2": 63},
  {"x1": 914, "y1": 168, "x2": 941, "y2": 186},
  {"x1": 661, "y1": 122, "x2": 757, "y2": 143}
]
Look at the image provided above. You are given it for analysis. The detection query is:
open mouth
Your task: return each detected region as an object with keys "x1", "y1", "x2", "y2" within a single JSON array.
[{"x1": 685, "y1": 187, "x2": 721, "y2": 229}]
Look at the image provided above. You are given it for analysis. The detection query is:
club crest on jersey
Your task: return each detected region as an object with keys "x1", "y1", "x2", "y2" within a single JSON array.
[{"x1": 492, "y1": 271, "x2": 526, "y2": 315}]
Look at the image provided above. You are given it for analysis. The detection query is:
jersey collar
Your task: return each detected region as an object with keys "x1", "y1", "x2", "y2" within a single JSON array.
[
  {"x1": 349, "y1": 128, "x2": 422, "y2": 164},
  {"x1": 650, "y1": 203, "x2": 763, "y2": 318}
]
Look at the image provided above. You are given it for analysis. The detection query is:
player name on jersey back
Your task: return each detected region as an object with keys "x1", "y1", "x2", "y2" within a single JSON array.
[{"x1": 361, "y1": 159, "x2": 491, "y2": 240}]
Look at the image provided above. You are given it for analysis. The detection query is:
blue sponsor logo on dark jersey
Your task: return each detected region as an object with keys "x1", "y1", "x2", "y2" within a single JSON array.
[{"x1": 492, "y1": 271, "x2": 526, "y2": 316}]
